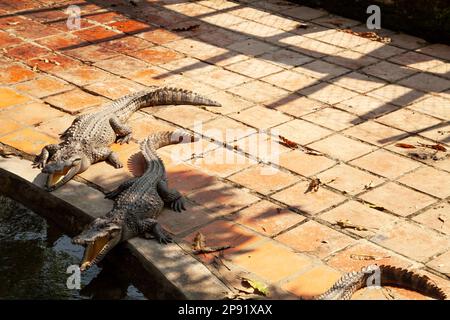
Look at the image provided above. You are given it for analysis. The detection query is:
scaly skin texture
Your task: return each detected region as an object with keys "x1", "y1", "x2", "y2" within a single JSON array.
[
  {"x1": 72, "y1": 130, "x2": 195, "y2": 271},
  {"x1": 33, "y1": 87, "x2": 221, "y2": 191},
  {"x1": 315, "y1": 264, "x2": 447, "y2": 300}
]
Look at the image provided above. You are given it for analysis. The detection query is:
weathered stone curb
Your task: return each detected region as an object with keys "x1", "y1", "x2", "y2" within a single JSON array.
[{"x1": 0, "y1": 156, "x2": 230, "y2": 300}]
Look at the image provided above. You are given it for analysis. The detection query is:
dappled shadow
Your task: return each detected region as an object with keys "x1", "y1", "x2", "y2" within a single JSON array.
[
  {"x1": 47, "y1": 0, "x2": 450, "y2": 143},
  {"x1": 1, "y1": 0, "x2": 449, "y2": 300},
  {"x1": 2, "y1": 1, "x2": 449, "y2": 139},
  {"x1": 378, "y1": 121, "x2": 449, "y2": 145}
]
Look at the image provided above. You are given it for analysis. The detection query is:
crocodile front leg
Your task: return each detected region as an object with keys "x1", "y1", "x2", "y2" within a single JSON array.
[
  {"x1": 110, "y1": 116, "x2": 132, "y2": 144},
  {"x1": 33, "y1": 144, "x2": 60, "y2": 169},
  {"x1": 157, "y1": 179, "x2": 186, "y2": 212},
  {"x1": 93, "y1": 147, "x2": 123, "y2": 168},
  {"x1": 139, "y1": 218, "x2": 173, "y2": 244}
]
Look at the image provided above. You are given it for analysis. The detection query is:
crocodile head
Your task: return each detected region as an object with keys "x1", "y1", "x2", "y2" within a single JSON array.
[
  {"x1": 42, "y1": 143, "x2": 90, "y2": 191},
  {"x1": 72, "y1": 218, "x2": 123, "y2": 271}
]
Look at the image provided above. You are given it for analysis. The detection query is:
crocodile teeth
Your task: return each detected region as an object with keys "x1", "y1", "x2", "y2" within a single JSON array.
[
  {"x1": 48, "y1": 167, "x2": 71, "y2": 187},
  {"x1": 80, "y1": 261, "x2": 91, "y2": 271}
]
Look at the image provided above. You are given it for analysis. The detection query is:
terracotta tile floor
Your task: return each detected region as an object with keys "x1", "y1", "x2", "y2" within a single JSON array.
[{"x1": 0, "y1": 0, "x2": 449, "y2": 300}]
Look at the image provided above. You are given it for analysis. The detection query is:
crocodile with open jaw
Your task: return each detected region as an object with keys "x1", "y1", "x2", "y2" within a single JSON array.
[
  {"x1": 33, "y1": 87, "x2": 221, "y2": 191},
  {"x1": 315, "y1": 264, "x2": 447, "y2": 300},
  {"x1": 73, "y1": 130, "x2": 195, "y2": 271}
]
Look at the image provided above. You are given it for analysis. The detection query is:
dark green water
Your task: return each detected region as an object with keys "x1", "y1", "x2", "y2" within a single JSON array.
[{"x1": 0, "y1": 195, "x2": 145, "y2": 299}]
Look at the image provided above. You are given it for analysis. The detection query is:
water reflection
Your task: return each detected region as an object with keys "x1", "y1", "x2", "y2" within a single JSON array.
[{"x1": 0, "y1": 195, "x2": 145, "y2": 300}]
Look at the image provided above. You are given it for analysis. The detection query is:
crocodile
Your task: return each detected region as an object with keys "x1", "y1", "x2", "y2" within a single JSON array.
[
  {"x1": 73, "y1": 130, "x2": 195, "y2": 271},
  {"x1": 32, "y1": 87, "x2": 221, "y2": 191},
  {"x1": 315, "y1": 264, "x2": 447, "y2": 300}
]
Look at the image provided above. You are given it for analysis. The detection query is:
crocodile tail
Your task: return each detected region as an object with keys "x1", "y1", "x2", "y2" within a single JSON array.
[
  {"x1": 315, "y1": 269, "x2": 368, "y2": 300},
  {"x1": 130, "y1": 87, "x2": 221, "y2": 112},
  {"x1": 316, "y1": 264, "x2": 447, "y2": 300},
  {"x1": 151, "y1": 87, "x2": 221, "y2": 107},
  {"x1": 378, "y1": 265, "x2": 447, "y2": 300},
  {"x1": 139, "y1": 130, "x2": 197, "y2": 164}
]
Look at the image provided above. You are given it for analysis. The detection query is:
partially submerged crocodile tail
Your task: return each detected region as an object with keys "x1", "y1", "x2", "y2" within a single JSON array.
[
  {"x1": 378, "y1": 265, "x2": 447, "y2": 300},
  {"x1": 316, "y1": 264, "x2": 447, "y2": 300}
]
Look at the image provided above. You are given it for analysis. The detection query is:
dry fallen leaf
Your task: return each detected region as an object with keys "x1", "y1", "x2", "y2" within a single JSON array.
[
  {"x1": 212, "y1": 254, "x2": 231, "y2": 271},
  {"x1": 364, "y1": 180, "x2": 374, "y2": 190},
  {"x1": 409, "y1": 152, "x2": 431, "y2": 160},
  {"x1": 241, "y1": 278, "x2": 269, "y2": 296},
  {"x1": 278, "y1": 135, "x2": 323, "y2": 155},
  {"x1": 340, "y1": 28, "x2": 391, "y2": 43},
  {"x1": 192, "y1": 232, "x2": 205, "y2": 251},
  {"x1": 194, "y1": 245, "x2": 231, "y2": 254},
  {"x1": 395, "y1": 143, "x2": 416, "y2": 149},
  {"x1": 335, "y1": 219, "x2": 370, "y2": 231},
  {"x1": 192, "y1": 232, "x2": 231, "y2": 254},
  {"x1": 438, "y1": 215, "x2": 446, "y2": 230},
  {"x1": 211, "y1": 255, "x2": 263, "y2": 299},
  {"x1": 302, "y1": 146, "x2": 324, "y2": 156},
  {"x1": 37, "y1": 57, "x2": 62, "y2": 66},
  {"x1": 171, "y1": 24, "x2": 200, "y2": 32},
  {"x1": 369, "y1": 204, "x2": 386, "y2": 211},
  {"x1": 305, "y1": 178, "x2": 321, "y2": 194},
  {"x1": 350, "y1": 253, "x2": 391, "y2": 261},
  {"x1": 278, "y1": 135, "x2": 298, "y2": 149},
  {"x1": 418, "y1": 142, "x2": 447, "y2": 152}
]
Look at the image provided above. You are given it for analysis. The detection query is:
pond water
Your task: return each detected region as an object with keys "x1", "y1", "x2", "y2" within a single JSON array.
[{"x1": 0, "y1": 195, "x2": 146, "y2": 299}]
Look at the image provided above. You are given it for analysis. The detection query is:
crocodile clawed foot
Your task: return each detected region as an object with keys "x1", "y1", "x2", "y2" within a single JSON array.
[
  {"x1": 117, "y1": 135, "x2": 132, "y2": 145},
  {"x1": 32, "y1": 157, "x2": 45, "y2": 169},
  {"x1": 153, "y1": 224, "x2": 173, "y2": 244},
  {"x1": 159, "y1": 234, "x2": 173, "y2": 245},
  {"x1": 171, "y1": 197, "x2": 186, "y2": 213},
  {"x1": 113, "y1": 161, "x2": 123, "y2": 169},
  {"x1": 32, "y1": 162, "x2": 41, "y2": 169}
]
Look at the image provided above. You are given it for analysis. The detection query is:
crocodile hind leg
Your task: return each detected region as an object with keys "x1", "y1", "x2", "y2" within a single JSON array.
[
  {"x1": 110, "y1": 116, "x2": 132, "y2": 144},
  {"x1": 104, "y1": 178, "x2": 138, "y2": 199},
  {"x1": 93, "y1": 147, "x2": 123, "y2": 168},
  {"x1": 33, "y1": 144, "x2": 60, "y2": 169},
  {"x1": 157, "y1": 179, "x2": 186, "y2": 212},
  {"x1": 140, "y1": 218, "x2": 173, "y2": 244}
]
